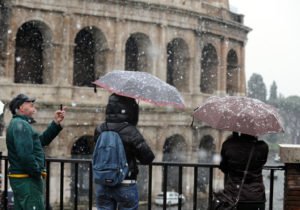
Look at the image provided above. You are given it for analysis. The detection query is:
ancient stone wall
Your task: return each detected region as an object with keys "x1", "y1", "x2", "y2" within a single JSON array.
[{"x1": 0, "y1": 0, "x2": 249, "y2": 202}]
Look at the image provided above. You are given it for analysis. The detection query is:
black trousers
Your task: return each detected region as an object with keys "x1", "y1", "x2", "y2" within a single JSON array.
[{"x1": 237, "y1": 202, "x2": 265, "y2": 210}]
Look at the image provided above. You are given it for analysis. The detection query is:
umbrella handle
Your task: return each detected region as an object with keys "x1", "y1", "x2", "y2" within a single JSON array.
[
  {"x1": 93, "y1": 84, "x2": 97, "y2": 93},
  {"x1": 190, "y1": 116, "x2": 194, "y2": 127},
  {"x1": 191, "y1": 107, "x2": 199, "y2": 127}
]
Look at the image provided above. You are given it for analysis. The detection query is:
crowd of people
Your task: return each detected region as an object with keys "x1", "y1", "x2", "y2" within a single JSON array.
[{"x1": 5, "y1": 93, "x2": 268, "y2": 210}]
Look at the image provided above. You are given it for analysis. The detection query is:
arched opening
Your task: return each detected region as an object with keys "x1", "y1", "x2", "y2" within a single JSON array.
[
  {"x1": 198, "y1": 135, "x2": 215, "y2": 193},
  {"x1": 15, "y1": 21, "x2": 52, "y2": 84},
  {"x1": 125, "y1": 33, "x2": 152, "y2": 72},
  {"x1": 162, "y1": 134, "x2": 187, "y2": 191},
  {"x1": 71, "y1": 135, "x2": 95, "y2": 204},
  {"x1": 73, "y1": 26, "x2": 108, "y2": 86},
  {"x1": 200, "y1": 44, "x2": 218, "y2": 94},
  {"x1": 226, "y1": 49, "x2": 239, "y2": 95},
  {"x1": 167, "y1": 38, "x2": 190, "y2": 91}
]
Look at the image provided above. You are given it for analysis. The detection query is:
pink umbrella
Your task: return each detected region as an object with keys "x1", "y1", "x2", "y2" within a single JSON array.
[
  {"x1": 93, "y1": 70, "x2": 185, "y2": 109},
  {"x1": 193, "y1": 96, "x2": 284, "y2": 136}
]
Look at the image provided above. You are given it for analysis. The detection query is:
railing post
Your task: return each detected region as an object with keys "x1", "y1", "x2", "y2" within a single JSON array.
[
  {"x1": 193, "y1": 166, "x2": 198, "y2": 210},
  {"x1": 208, "y1": 167, "x2": 214, "y2": 209},
  {"x1": 279, "y1": 144, "x2": 300, "y2": 210},
  {"x1": 269, "y1": 169, "x2": 275, "y2": 210},
  {"x1": 74, "y1": 163, "x2": 79, "y2": 210},
  {"x1": 89, "y1": 162, "x2": 93, "y2": 210},
  {"x1": 60, "y1": 162, "x2": 64, "y2": 210},
  {"x1": 4, "y1": 159, "x2": 8, "y2": 210},
  {"x1": 147, "y1": 164, "x2": 152, "y2": 210},
  {"x1": 178, "y1": 166, "x2": 183, "y2": 210},
  {"x1": 162, "y1": 165, "x2": 168, "y2": 210},
  {"x1": 45, "y1": 161, "x2": 51, "y2": 210}
]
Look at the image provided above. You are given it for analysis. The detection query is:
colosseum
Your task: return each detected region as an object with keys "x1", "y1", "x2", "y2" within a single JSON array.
[{"x1": 0, "y1": 0, "x2": 250, "y2": 207}]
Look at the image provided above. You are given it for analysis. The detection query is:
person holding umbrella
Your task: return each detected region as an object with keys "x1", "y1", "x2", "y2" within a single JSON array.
[
  {"x1": 6, "y1": 93, "x2": 66, "y2": 210},
  {"x1": 192, "y1": 96, "x2": 283, "y2": 210},
  {"x1": 93, "y1": 93, "x2": 155, "y2": 210},
  {"x1": 219, "y1": 132, "x2": 269, "y2": 210}
]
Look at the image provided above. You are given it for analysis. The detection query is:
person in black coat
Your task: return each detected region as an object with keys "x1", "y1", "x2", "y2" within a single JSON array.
[
  {"x1": 94, "y1": 93, "x2": 155, "y2": 210},
  {"x1": 219, "y1": 132, "x2": 269, "y2": 210}
]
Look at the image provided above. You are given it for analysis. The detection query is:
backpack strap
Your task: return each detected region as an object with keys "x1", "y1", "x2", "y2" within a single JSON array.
[{"x1": 234, "y1": 141, "x2": 256, "y2": 205}]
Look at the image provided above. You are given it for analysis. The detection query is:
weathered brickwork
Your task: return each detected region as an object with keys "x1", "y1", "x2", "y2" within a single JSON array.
[{"x1": 285, "y1": 164, "x2": 300, "y2": 210}]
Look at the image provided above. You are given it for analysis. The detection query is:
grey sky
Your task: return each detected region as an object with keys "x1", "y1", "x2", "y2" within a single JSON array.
[{"x1": 230, "y1": 0, "x2": 300, "y2": 97}]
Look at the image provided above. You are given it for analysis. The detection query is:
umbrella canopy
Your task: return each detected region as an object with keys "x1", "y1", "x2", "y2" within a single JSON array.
[
  {"x1": 0, "y1": 100, "x2": 4, "y2": 115},
  {"x1": 193, "y1": 96, "x2": 284, "y2": 136},
  {"x1": 93, "y1": 70, "x2": 185, "y2": 109}
]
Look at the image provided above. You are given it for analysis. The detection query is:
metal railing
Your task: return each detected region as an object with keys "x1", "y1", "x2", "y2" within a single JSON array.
[{"x1": 0, "y1": 156, "x2": 285, "y2": 210}]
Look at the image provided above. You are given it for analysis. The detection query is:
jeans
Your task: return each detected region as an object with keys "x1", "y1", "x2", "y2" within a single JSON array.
[{"x1": 95, "y1": 183, "x2": 139, "y2": 210}]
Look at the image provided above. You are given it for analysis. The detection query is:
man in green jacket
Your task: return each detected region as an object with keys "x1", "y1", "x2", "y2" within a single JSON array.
[{"x1": 6, "y1": 93, "x2": 66, "y2": 210}]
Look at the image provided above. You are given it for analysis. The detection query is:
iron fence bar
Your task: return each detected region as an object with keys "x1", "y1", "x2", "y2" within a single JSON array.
[
  {"x1": 163, "y1": 165, "x2": 168, "y2": 210},
  {"x1": 89, "y1": 162, "x2": 93, "y2": 210},
  {"x1": 269, "y1": 169, "x2": 275, "y2": 210},
  {"x1": 74, "y1": 163, "x2": 79, "y2": 210},
  {"x1": 178, "y1": 166, "x2": 183, "y2": 210},
  {"x1": 60, "y1": 162, "x2": 64, "y2": 210},
  {"x1": 46, "y1": 161, "x2": 51, "y2": 210},
  {"x1": 147, "y1": 164, "x2": 152, "y2": 210},
  {"x1": 4, "y1": 159, "x2": 8, "y2": 210},
  {"x1": 208, "y1": 167, "x2": 214, "y2": 209},
  {"x1": 193, "y1": 166, "x2": 198, "y2": 210}
]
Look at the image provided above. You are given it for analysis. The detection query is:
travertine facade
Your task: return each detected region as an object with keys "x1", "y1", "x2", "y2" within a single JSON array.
[{"x1": 0, "y1": 0, "x2": 250, "y2": 205}]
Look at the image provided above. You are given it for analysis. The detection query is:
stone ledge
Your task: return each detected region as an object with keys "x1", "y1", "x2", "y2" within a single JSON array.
[{"x1": 279, "y1": 144, "x2": 300, "y2": 163}]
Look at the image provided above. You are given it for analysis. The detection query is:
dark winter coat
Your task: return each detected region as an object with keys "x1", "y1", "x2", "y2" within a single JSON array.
[
  {"x1": 6, "y1": 115, "x2": 62, "y2": 178},
  {"x1": 94, "y1": 94, "x2": 155, "y2": 180},
  {"x1": 219, "y1": 134, "x2": 269, "y2": 202}
]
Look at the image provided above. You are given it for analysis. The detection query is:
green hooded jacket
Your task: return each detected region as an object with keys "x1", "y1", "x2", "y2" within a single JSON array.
[{"x1": 6, "y1": 115, "x2": 62, "y2": 178}]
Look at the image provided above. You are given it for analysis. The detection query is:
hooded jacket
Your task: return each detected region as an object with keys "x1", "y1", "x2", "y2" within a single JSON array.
[
  {"x1": 219, "y1": 134, "x2": 269, "y2": 202},
  {"x1": 94, "y1": 94, "x2": 155, "y2": 180},
  {"x1": 6, "y1": 115, "x2": 62, "y2": 178}
]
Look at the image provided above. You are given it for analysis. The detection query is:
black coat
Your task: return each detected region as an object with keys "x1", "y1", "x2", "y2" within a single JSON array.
[
  {"x1": 219, "y1": 135, "x2": 269, "y2": 202},
  {"x1": 94, "y1": 122, "x2": 155, "y2": 180}
]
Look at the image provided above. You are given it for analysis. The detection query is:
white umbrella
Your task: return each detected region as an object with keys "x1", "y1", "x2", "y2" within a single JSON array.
[
  {"x1": 0, "y1": 100, "x2": 4, "y2": 115},
  {"x1": 93, "y1": 70, "x2": 185, "y2": 109}
]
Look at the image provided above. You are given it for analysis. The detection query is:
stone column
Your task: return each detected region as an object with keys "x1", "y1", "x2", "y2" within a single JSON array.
[
  {"x1": 155, "y1": 23, "x2": 167, "y2": 81},
  {"x1": 279, "y1": 144, "x2": 300, "y2": 210},
  {"x1": 238, "y1": 43, "x2": 246, "y2": 95},
  {"x1": 0, "y1": 0, "x2": 11, "y2": 78},
  {"x1": 218, "y1": 37, "x2": 228, "y2": 95},
  {"x1": 59, "y1": 12, "x2": 72, "y2": 86},
  {"x1": 112, "y1": 20, "x2": 125, "y2": 70}
]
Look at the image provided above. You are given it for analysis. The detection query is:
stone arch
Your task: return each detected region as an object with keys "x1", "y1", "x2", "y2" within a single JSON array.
[
  {"x1": 226, "y1": 49, "x2": 239, "y2": 95},
  {"x1": 198, "y1": 135, "x2": 216, "y2": 193},
  {"x1": 162, "y1": 134, "x2": 187, "y2": 191},
  {"x1": 14, "y1": 20, "x2": 53, "y2": 84},
  {"x1": 71, "y1": 135, "x2": 94, "y2": 156},
  {"x1": 70, "y1": 135, "x2": 95, "y2": 201},
  {"x1": 166, "y1": 38, "x2": 190, "y2": 92},
  {"x1": 200, "y1": 43, "x2": 218, "y2": 94},
  {"x1": 73, "y1": 26, "x2": 108, "y2": 87},
  {"x1": 125, "y1": 32, "x2": 152, "y2": 72}
]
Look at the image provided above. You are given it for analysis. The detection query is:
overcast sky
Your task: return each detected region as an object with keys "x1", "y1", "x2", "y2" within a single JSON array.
[{"x1": 229, "y1": 0, "x2": 300, "y2": 97}]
